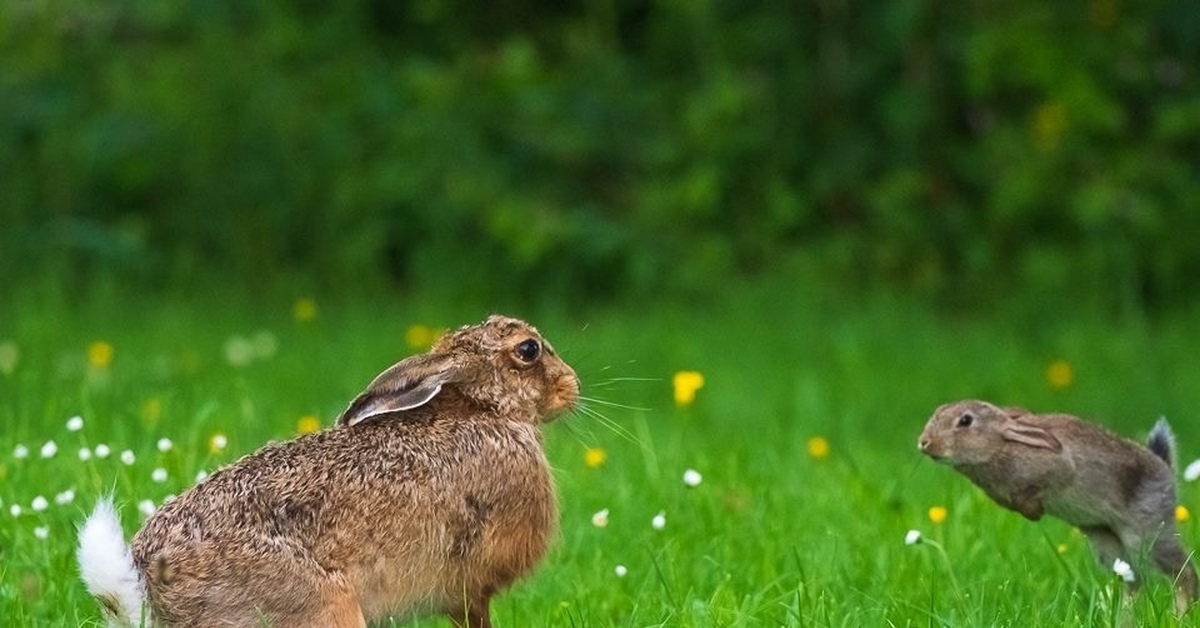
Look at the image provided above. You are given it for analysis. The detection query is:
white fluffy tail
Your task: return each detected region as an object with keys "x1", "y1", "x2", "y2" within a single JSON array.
[{"x1": 77, "y1": 498, "x2": 145, "y2": 627}]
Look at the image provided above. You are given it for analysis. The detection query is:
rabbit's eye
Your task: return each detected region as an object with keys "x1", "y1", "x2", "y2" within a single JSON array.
[
  {"x1": 957, "y1": 413, "x2": 974, "y2": 428},
  {"x1": 514, "y1": 339, "x2": 541, "y2": 363}
]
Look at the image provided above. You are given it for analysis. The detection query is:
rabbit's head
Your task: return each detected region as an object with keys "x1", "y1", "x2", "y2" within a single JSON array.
[
  {"x1": 918, "y1": 399, "x2": 1062, "y2": 466},
  {"x1": 338, "y1": 315, "x2": 579, "y2": 427}
]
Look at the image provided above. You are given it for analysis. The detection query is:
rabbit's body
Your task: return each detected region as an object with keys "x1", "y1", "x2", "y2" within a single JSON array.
[
  {"x1": 919, "y1": 400, "x2": 1197, "y2": 612},
  {"x1": 80, "y1": 316, "x2": 578, "y2": 628},
  {"x1": 944, "y1": 411, "x2": 1170, "y2": 526}
]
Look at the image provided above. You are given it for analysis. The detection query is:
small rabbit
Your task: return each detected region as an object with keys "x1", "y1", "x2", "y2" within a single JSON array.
[
  {"x1": 918, "y1": 400, "x2": 1198, "y2": 612},
  {"x1": 78, "y1": 315, "x2": 580, "y2": 628}
]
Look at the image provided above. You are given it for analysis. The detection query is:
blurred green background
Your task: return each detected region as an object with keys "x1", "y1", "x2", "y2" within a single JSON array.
[{"x1": 3, "y1": 0, "x2": 1199, "y2": 312}]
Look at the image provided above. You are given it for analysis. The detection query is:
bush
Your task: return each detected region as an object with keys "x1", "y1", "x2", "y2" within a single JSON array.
[{"x1": 2, "y1": 0, "x2": 1198, "y2": 309}]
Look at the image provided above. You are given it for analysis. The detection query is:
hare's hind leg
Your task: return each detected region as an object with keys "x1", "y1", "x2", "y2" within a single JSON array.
[
  {"x1": 183, "y1": 557, "x2": 365, "y2": 628},
  {"x1": 256, "y1": 580, "x2": 364, "y2": 628}
]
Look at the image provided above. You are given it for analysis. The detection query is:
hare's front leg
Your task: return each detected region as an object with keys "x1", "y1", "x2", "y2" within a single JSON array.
[
  {"x1": 447, "y1": 593, "x2": 492, "y2": 628},
  {"x1": 151, "y1": 552, "x2": 366, "y2": 628},
  {"x1": 293, "y1": 584, "x2": 367, "y2": 628}
]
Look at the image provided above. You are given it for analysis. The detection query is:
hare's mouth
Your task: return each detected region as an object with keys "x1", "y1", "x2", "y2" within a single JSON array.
[
  {"x1": 542, "y1": 375, "x2": 580, "y2": 421},
  {"x1": 922, "y1": 449, "x2": 953, "y2": 464}
]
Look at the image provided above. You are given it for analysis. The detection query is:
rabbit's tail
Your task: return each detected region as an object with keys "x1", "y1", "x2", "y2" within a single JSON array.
[
  {"x1": 1147, "y1": 416, "x2": 1176, "y2": 469},
  {"x1": 78, "y1": 497, "x2": 146, "y2": 627}
]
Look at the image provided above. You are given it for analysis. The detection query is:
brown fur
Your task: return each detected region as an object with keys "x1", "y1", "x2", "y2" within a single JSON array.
[
  {"x1": 919, "y1": 399, "x2": 1198, "y2": 613},
  {"x1": 128, "y1": 315, "x2": 578, "y2": 627}
]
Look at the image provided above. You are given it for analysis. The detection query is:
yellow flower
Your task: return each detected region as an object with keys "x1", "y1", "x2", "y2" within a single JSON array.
[
  {"x1": 1089, "y1": 0, "x2": 1117, "y2": 29},
  {"x1": 405, "y1": 324, "x2": 439, "y2": 351},
  {"x1": 88, "y1": 341, "x2": 114, "y2": 369},
  {"x1": 673, "y1": 371, "x2": 705, "y2": 407},
  {"x1": 807, "y1": 436, "x2": 830, "y2": 459},
  {"x1": 297, "y1": 415, "x2": 321, "y2": 434},
  {"x1": 1178, "y1": 505, "x2": 1191, "y2": 522},
  {"x1": 209, "y1": 432, "x2": 228, "y2": 454},
  {"x1": 293, "y1": 298, "x2": 318, "y2": 323},
  {"x1": 141, "y1": 398, "x2": 162, "y2": 424},
  {"x1": 1031, "y1": 101, "x2": 1068, "y2": 152},
  {"x1": 928, "y1": 506, "x2": 948, "y2": 524},
  {"x1": 1046, "y1": 359, "x2": 1074, "y2": 390},
  {"x1": 584, "y1": 447, "x2": 607, "y2": 468}
]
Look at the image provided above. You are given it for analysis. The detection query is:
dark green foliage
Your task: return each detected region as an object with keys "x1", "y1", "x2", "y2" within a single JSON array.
[{"x1": 2, "y1": 0, "x2": 1198, "y2": 308}]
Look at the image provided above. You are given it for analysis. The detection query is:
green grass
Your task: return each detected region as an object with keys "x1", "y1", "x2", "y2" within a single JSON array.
[{"x1": 4, "y1": 272, "x2": 1200, "y2": 627}]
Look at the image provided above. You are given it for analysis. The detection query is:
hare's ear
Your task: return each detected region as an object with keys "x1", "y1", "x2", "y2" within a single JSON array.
[
  {"x1": 1002, "y1": 419, "x2": 1062, "y2": 452},
  {"x1": 337, "y1": 354, "x2": 464, "y2": 427}
]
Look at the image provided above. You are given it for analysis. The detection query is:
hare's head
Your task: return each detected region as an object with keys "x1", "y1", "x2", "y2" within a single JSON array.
[
  {"x1": 338, "y1": 315, "x2": 579, "y2": 426},
  {"x1": 918, "y1": 400, "x2": 1061, "y2": 466}
]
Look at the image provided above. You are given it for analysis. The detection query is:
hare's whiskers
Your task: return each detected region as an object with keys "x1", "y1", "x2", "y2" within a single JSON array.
[
  {"x1": 587, "y1": 376, "x2": 661, "y2": 391},
  {"x1": 571, "y1": 402, "x2": 641, "y2": 445},
  {"x1": 577, "y1": 395, "x2": 649, "y2": 413}
]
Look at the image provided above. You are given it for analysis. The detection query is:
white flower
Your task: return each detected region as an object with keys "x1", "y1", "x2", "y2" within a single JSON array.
[
  {"x1": 195, "y1": 470, "x2": 209, "y2": 483},
  {"x1": 30, "y1": 496, "x2": 48, "y2": 512},
  {"x1": 120, "y1": 450, "x2": 136, "y2": 465},
  {"x1": 66, "y1": 415, "x2": 84, "y2": 432},
  {"x1": 682, "y1": 469, "x2": 703, "y2": 487},
  {"x1": 55, "y1": 489, "x2": 76, "y2": 505},
  {"x1": 151, "y1": 468, "x2": 168, "y2": 483},
  {"x1": 78, "y1": 447, "x2": 92, "y2": 461},
  {"x1": 9, "y1": 504, "x2": 21, "y2": 517},
  {"x1": 223, "y1": 336, "x2": 255, "y2": 367},
  {"x1": 157, "y1": 438, "x2": 173, "y2": 453},
  {"x1": 13, "y1": 444, "x2": 28, "y2": 459},
  {"x1": 905, "y1": 529, "x2": 923, "y2": 545},
  {"x1": 614, "y1": 564, "x2": 628, "y2": 578},
  {"x1": 210, "y1": 434, "x2": 228, "y2": 452},
  {"x1": 138, "y1": 500, "x2": 156, "y2": 517},
  {"x1": 33, "y1": 526, "x2": 49, "y2": 540},
  {"x1": 651, "y1": 511, "x2": 666, "y2": 530},
  {"x1": 251, "y1": 330, "x2": 278, "y2": 360},
  {"x1": 1184, "y1": 459, "x2": 1200, "y2": 483},
  {"x1": 591, "y1": 508, "x2": 610, "y2": 528},
  {"x1": 94, "y1": 443, "x2": 111, "y2": 459},
  {"x1": 40, "y1": 440, "x2": 57, "y2": 458},
  {"x1": 1112, "y1": 558, "x2": 1136, "y2": 583}
]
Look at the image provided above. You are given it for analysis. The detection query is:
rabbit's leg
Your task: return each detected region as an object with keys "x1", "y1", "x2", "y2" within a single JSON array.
[
  {"x1": 1147, "y1": 534, "x2": 1197, "y2": 614},
  {"x1": 1079, "y1": 525, "x2": 1139, "y2": 595},
  {"x1": 988, "y1": 485, "x2": 1044, "y2": 520}
]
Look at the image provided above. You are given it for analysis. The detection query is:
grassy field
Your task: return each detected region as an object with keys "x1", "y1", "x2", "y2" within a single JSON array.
[{"x1": 3, "y1": 271, "x2": 1200, "y2": 626}]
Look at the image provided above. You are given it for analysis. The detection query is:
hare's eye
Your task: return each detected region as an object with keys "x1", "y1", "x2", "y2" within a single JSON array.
[
  {"x1": 957, "y1": 413, "x2": 975, "y2": 428},
  {"x1": 514, "y1": 339, "x2": 541, "y2": 363}
]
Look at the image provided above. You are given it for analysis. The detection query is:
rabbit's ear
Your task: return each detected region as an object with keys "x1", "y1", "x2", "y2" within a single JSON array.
[
  {"x1": 337, "y1": 354, "x2": 465, "y2": 427},
  {"x1": 1001, "y1": 419, "x2": 1062, "y2": 452},
  {"x1": 1001, "y1": 405, "x2": 1032, "y2": 420}
]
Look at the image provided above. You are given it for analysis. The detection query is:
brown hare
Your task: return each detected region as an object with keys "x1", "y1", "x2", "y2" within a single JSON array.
[
  {"x1": 78, "y1": 315, "x2": 579, "y2": 628},
  {"x1": 919, "y1": 399, "x2": 1197, "y2": 613}
]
